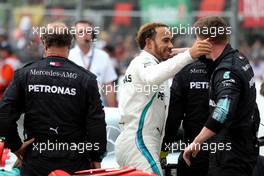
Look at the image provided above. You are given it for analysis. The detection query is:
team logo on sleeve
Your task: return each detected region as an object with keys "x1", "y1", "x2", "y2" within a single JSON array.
[
  {"x1": 221, "y1": 79, "x2": 236, "y2": 87},
  {"x1": 223, "y1": 71, "x2": 230, "y2": 79}
]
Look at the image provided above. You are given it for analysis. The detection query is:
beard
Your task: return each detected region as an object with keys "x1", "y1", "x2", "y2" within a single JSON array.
[{"x1": 153, "y1": 41, "x2": 169, "y2": 62}]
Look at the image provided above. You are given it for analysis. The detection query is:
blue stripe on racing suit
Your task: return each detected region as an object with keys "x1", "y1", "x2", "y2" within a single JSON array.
[{"x1": 135, "y1": 93, "x2": 161, "y2": 176}]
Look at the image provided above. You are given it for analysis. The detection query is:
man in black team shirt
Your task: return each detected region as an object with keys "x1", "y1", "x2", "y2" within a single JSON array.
[
  {"x1": 0, "y1": 22, "x2": 106, "y2": 175},
  {"x1": 162, "y1": 58, "x2": 211, "y2": 176},
  {"x1": 183, "y1": 16, "x2": 260, "y2": 176}
]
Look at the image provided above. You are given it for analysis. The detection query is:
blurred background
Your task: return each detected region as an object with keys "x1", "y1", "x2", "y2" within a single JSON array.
[
  {"x1": 1, "y1": 0, "x2": 264, "y2": 118},
  {"x1": 0, "y1": 0, "x2": 263, "y2": 79}
]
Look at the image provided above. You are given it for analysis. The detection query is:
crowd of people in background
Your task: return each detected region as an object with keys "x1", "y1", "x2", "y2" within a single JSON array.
[
  {"x1": 0, "y1": 17, "x2": 264, "y2": 103},
  {"x1": 240, "y1": 38, "x2": 264, "y2": 80},
  {"x1": 0, "y1": 11, "x2": 263, "y2": 175}
]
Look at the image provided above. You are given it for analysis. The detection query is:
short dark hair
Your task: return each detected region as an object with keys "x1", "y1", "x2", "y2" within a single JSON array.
[
  {"x1": 194, "y1": 16, "x2": 230, "y2": 44},
  {"x1": 136, "y1": 23, "x2": 168, "y2": 49},
  {"x1": 41, "y1": 22, "x2": 73, "y2": 48}
]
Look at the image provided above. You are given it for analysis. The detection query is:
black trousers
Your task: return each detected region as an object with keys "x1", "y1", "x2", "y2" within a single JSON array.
[
  {"x1": 21, "y1": 148, "x2": 90, "y2": 176},
  {"x1": 208, "y1": 132, "x2": 258, "y2": 176},
  {"x1": 252, "y1": 156, "x2": 264, "y2": 176},
  {"x1": 177, "y1": 151, "x2": 209, "y2": 176}
]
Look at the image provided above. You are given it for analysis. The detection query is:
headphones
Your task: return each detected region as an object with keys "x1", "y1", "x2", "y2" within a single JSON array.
[
  {"x1": 91, "y1": 29, "x2": 97, "y2": 41},
  {"x1": 85, "y1": 20, "x2": 97, "y2": 41}
]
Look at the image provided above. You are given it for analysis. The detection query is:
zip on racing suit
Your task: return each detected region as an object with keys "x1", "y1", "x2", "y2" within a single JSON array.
[
  {"x1": 115, "y1": 49, "x2": 194, "y2": 176},
  {"x1": 204, "y1": 44, "x2": 260, "y2": 176},
  {"x1": 0, "y1": 56, "x2": 106, "y2": 176},
  {"x1": 162, "y1": 60, "x2": 211, "y2": 176}
]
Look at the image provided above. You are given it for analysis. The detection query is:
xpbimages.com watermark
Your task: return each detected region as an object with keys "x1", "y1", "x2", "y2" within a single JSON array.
[
  {"x1": 31, "y1": 23, "x2": 231, "y2": 38},
  {"x1": 32, "y1": 140, "x2": 100, "y2": 154},
  {"x1": 165, "y1": 24, "x2": 232, "y2": 38},
  {"x1": 98, "y1": 82, "x2": 167, "y2": 96},
  {"x1": 32, "y1": 26, "x2": 100, "y2": 37},
  {"x1": 164, "y1": 141, "x2": 232, "y2": 154}
]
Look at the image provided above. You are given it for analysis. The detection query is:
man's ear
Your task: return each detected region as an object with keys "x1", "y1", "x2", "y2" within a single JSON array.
[{"x1": 145, "y1": 38, "x2": 153, "y2": 49}]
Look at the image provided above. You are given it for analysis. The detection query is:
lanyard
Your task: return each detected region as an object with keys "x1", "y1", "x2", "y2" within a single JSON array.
[{"x1": 82, "y1": 46, "x2": 95, "y2": 71}]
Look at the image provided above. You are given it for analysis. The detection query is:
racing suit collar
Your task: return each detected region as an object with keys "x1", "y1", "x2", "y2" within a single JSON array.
[
  {"x1": 44, "y1": 56, "x2": 74, "y2": 67},
  {"x1": 45, "y1": 56, "x2": 68, "y2": 60},
  {"x1": 205, "y1": 44, "x2": 235, "y2": 72},
  {"x1": 141, "y1": 50, "x2": 160, "y2": 64}
]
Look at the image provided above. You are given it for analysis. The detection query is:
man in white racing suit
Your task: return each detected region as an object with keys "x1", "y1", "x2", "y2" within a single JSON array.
[{"x1": 115, "y1": 23, "x2": 212, "y2": 176}]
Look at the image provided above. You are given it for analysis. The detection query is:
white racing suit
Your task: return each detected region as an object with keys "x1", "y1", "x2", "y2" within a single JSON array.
[{"x1": 115, "y1": 50, "x2": 193, "y2": 176}]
